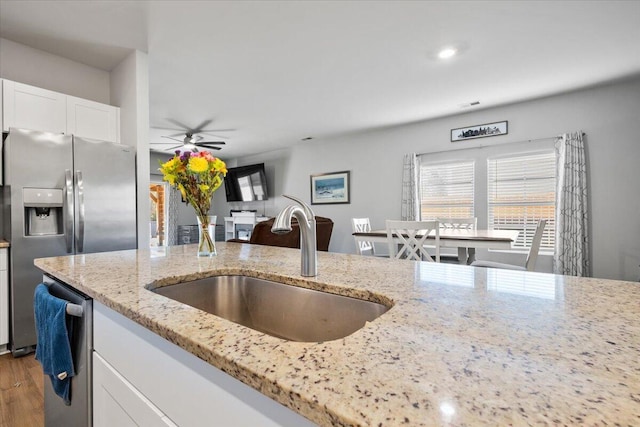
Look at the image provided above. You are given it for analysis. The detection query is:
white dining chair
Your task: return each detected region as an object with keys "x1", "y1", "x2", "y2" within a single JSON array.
[
  {"x1": 386, "y1": 220, "x2": 440, "y2": 262},
  {"x1": 471, "y1": 220, "x2": 546, "y2": 271},
  {"x1": 437, "y1": 217, "x2": 477, "y2": 230},
  {"x1": 351, "y1": 217, "x2": 376, "y2": 255},
  {"x1": 436, "y1": 217, "x2": 478, "y2": 263}
]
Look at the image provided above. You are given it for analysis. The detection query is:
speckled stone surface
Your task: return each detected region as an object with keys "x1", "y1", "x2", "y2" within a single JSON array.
[{"x1": 34, "y1": 243, "x2": 640, "y2": 426}]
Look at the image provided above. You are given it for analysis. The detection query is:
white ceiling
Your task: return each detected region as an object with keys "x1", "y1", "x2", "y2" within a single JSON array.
[{"x1": 1, "y1": 1, "x2": 639, "y2": 158}]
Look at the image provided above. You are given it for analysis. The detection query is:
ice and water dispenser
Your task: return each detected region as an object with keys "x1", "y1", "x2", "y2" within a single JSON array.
[{"x1": 23, "y1": 188, "x2": 64, "y2": 236}]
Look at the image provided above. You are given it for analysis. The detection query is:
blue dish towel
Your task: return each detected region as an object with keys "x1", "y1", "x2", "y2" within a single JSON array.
[{"x1": 34, "y1": 283, "x2": 75, "y2": 405}]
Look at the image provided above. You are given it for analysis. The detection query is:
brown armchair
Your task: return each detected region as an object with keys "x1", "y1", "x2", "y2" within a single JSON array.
[{"x1": 227, "y1": 216, "x2": 334, "y2": 251}]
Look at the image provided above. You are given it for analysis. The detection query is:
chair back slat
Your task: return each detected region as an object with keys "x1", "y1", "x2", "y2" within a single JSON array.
[
  {"x1": 386, "y1": 220, "x2": 440, "y2": 262},
  {"x1": 437, "y1": 217, "x2": 477, "y2": 230}
]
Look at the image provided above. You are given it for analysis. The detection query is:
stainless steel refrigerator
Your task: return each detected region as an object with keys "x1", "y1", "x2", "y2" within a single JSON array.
[{"x1": 3, "y1": 128, "x2": 137, "y2": 356}]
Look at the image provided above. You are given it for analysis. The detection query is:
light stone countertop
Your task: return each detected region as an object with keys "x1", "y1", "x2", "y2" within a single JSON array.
[
  {"x1": 0, "y1": 240, "x2": 10, "y2": 248},
  {"x1": 34, "y1": 243, "x2": 640, "y2": 426}
]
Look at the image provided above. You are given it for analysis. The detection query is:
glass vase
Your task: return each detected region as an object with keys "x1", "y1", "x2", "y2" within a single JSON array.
[{"x1": 196, "y1": 215, "x2": 217, "y2": 257}]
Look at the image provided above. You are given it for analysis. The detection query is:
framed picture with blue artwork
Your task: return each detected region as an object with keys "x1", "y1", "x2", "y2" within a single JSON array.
[{"x1": 310, "y1": 171, "x2": 350, "y2": 205}]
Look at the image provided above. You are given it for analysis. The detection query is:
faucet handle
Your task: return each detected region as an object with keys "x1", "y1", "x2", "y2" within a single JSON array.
[{"x1": 282, "y1": 195, "x2": 315, "y2": 221}]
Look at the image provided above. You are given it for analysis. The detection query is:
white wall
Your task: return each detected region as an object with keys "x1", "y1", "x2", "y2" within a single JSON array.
[
  {"x1": 220, "y1": 77, "x2": 640, "y2": 282},
  {"x1": 0, "y1": 38, "x2": 110, "y2": 103},
  {"x1": 111, "y1": 50, "x2": 150, "y2": 248}
]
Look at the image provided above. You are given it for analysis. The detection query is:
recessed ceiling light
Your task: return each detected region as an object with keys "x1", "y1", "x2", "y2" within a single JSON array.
[
  {"x1": 301, "y1": 136, "x2": 313, "y2": 141},
  {"x1": 437, "y1": 48, "x2": 457, "y2": 59}
]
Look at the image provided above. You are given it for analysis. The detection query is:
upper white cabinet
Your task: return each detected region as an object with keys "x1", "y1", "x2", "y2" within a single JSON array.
[
  {"x1": 2, "y1": 80, "x2": 120, "y2": 143},
  {"x1": 3, "y1": 80, "x2": 67, "y2": 134},
  {"x1": 67, "y1": 95, "x2": 120, "y2": 143}
]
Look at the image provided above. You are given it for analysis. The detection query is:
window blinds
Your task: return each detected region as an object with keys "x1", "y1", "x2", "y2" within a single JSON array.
[
  {"x1": 420, "y1": 161, "x2": 475, "y2": 219},
  {"x1": 488, "y1": 151, "x2": 555, "y2": 251}
]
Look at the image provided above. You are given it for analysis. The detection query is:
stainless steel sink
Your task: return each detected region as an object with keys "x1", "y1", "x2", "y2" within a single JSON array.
[{"x1": 150, "y1": 275, "x2": 390, "y2": 342}]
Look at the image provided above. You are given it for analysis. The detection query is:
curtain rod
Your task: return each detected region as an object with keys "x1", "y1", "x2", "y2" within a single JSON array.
[{"x1": 417, "y1": 132, "x2": 585, "y2": 157}]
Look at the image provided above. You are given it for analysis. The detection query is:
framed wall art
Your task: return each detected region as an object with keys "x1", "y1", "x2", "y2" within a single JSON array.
[
  {"x1": 310, "y1": 171, "x2": 350, "y2": 205},
  {"x1": 451, "y1": 120, "x2": 508, "y2": 142}
]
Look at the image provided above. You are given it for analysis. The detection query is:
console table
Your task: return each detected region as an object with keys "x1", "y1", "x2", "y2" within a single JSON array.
[{"x1": 224, "y1": 215, "x2": 269, "y2": 241}]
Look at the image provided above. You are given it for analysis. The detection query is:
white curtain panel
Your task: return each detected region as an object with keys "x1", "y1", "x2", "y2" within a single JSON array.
[
  {"x1": 554, "y1": 132, "x2": 589, "y2": 276},
  {"x1": 401, "y1": 153, "x2": 420, "y2": 221}
]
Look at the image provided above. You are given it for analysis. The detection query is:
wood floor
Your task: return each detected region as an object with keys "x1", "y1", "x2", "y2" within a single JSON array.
[{"x1": 0, "y1": 353, "x2": 44, "y2": 427}]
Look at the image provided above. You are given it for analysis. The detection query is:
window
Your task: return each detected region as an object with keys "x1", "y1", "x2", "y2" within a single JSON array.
[
  {"x1": 420, "y1": 160, "x2": 474, "y2": 219},
  {"x1": 487, "y1": 151, "x2": 555, "y2": 251}
]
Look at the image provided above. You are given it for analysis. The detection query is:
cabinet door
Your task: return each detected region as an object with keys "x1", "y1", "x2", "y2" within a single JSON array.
[
  {"x1": 93, "y1": 352, "x2": 174, "y2": 427},
  {"x1": 2, "y1": 80, "x2": 66, "y2": 134},
  {"x1": 67, "y1": 96, "x2": 120, "y2": 143},
  {"x1": 0, "y1": 249, "x2": 7, "y2": 346}
]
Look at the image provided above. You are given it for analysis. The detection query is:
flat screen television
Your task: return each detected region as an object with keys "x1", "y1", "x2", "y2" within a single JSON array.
[{"x1": 224, "y1": 163, "x2": 269, "y2": 202}]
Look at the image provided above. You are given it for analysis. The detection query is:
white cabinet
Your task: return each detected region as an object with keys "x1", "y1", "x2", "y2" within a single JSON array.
[
  {"x1": 0, "y1": 248, "x2": 9, "y2": 347},
  {"x1": 224, "y1": 215, "x2": 270, "y2": 241},
  {"x1": 2, "y1": 80, "x2": 67, "y2": 134},
  {"x1": 67, "y1": 95, "x2": 120, "y2": 143},
  {"x1": 93, "y1": 302, "x2": 314, "y2": 427},
  {"x1": 93, "y1": 352, "x2": 177, "y2": 427},
  {"x1": 2, "y1": 79, "x2": 120, "y2": 143}
]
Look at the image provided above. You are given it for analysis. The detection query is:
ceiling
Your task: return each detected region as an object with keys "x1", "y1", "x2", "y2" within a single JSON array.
[{"x1": 1, "y1": 1, "x2": 639, "y2": 158}]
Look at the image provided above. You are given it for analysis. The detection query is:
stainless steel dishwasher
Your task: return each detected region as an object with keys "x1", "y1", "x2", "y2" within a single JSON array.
[{"x1": 41, "y1": 275, "x2": 93, "y2": 427}]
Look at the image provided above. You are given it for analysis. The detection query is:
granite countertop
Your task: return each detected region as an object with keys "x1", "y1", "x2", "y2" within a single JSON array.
[{"x1": 34, "y1": 243, "x2": 640, "y2": 426}]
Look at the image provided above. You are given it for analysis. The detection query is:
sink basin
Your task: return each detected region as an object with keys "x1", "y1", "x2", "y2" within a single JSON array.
[{"x1": 150, "y1": 275, "x2": 390, "y2": 342}]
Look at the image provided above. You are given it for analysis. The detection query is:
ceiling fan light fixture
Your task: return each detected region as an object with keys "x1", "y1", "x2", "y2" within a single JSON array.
[{"x1": 437, "y1": 47, "x2": 457, "y2": 59}]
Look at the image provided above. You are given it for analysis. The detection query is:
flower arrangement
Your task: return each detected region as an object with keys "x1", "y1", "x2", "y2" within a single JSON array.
[{"x1": 159, "y1": 150, "x2": 227, "y2": 256}]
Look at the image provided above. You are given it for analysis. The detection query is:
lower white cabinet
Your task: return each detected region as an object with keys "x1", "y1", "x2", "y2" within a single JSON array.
[
  {"x1": 0, "y1": 248, "x2": 8, "y2": 347},
  {"x1": 93, "y1": 302, "x2": 315, "y2": 427},
  {"x1": 93, "y1": 352, "x2": 176, "y2": 427}
]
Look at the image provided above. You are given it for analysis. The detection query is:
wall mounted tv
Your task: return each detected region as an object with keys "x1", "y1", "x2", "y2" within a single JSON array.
[{"x1": 224, "y1": 163, "x2": 269, "y2": 202}]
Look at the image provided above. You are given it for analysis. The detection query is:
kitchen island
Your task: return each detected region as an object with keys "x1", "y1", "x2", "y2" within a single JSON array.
[{"x1": 35, "y1": 243, "x2": 640, "y2": 426}]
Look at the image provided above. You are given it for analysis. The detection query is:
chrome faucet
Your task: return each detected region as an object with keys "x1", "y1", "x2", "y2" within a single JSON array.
[{"x1": 271, "y1": 195, "x2": 317, "y2": 277}]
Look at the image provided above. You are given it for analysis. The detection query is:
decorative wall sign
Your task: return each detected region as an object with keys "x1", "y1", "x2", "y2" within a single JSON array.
[
  {"x1": 451, "y1": 121, "x2": 508, "y2": 142},
  {"x1": 310, "y1": 171, "x2": 350, "y2": 204}
]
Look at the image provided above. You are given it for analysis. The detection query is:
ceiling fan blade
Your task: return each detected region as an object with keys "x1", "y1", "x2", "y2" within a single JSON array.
[
  {"x1": 166, "y1": 118, "x2": 192, "y2": 130},
  {"x1": 197, "y1": 144, "x2": 222, "y2": 150},
  {"x1": 150, "y1": 126, "x2": 184, "y2": 131},
  {"x1": 151, "y1": 142, "x2": 188, "y2": 145},
  {"x1": 196, "y1": 141, "x2": 226, "y2": 145},
  {"x1": 161, "y1": 135, "x2": 184, "y2": 143},
  {"x1": 166, "y1": 144, "x2": 185, "y2": 150},
  {"x1": 192, "y1": 119, "x2": 213, "y2": 133},
  {"x1": 200, "y1": 132, "x2": 233, "y2": 139},
  {"x1": 199, "y1": 128, "x2": 236, "y2": 133}
]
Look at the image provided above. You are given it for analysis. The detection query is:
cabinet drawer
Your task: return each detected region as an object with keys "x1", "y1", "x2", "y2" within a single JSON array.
[
  {"x1": 94, "y1": 302, "x2": 314, "y2": 427},
  {"x1": 93, "y1": 352, "x2": 176, "y2": 427}
]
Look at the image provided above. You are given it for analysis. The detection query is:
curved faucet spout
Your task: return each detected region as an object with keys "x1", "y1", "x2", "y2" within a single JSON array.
[{"x1": 271, "y1": 196, "x2": 317, "y2": 277}]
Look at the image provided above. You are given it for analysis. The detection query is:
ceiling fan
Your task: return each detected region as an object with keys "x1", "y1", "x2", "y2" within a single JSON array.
[{"x1": 150, "y1": 118, "x2": 234, "y2": 152}]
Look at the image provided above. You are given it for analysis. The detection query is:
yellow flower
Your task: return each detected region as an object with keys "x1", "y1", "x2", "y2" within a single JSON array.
[
  {"x1": 164, "y1": 173, "x2": 176, "y2": 185},
  {"x1": 188, "y1": 157, "x2": 209, "y2": 173},
  {"x1": 199, "y1": 184, "x2": 210, "y2": 192},
  {"x1": 213, "y1": 158, "x2": 227, "y2": 175}
]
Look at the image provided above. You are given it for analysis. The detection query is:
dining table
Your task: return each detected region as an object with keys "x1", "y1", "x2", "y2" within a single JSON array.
[{"x1": 352, "y1": 228, "x2": 521, "y2": 264}]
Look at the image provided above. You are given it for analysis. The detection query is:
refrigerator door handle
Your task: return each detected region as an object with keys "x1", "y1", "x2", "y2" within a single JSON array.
[
  {"x1": 75, "y1": 170, "x2": 85, "y2": 253},
  {"x1": 65, "y1": 169, "x2": 74, "y2": 253}
]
